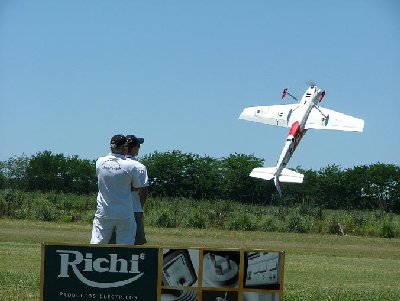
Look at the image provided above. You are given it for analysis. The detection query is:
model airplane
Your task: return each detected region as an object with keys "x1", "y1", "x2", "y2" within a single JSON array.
[{"x1": 239, "y1": 85, "x2": 364, "y2": 194}]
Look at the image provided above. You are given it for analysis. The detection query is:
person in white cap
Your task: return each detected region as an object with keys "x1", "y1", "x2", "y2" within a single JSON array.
[{"x1": 90, "y1": 134, "x2": 141, "y2": 245}]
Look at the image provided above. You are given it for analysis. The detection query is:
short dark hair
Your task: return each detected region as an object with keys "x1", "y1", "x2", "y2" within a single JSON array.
[
  {"x1": 126, "y1": 135, "x2": 144, "y2": 147},
  {"x1": 110, "y1": 134, "x2": 127, "y2": 149}
]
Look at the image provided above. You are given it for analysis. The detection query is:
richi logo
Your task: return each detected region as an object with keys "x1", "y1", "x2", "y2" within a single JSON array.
[{"x1": 56, "y1": 249, "x2": 145, "y2": 288}]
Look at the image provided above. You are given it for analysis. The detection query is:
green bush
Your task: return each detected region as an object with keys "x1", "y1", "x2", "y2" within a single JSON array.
[
  {"x1": 182, "y1": 210, "x2": 208, "y2": 229},
  {"x1": 380, "y1": 220, "x2": 398, "y2": 238},
  {"x1": 14, "y1": 208, "x2": 30, "y2": 220},
  {"x1": 73, "y1": 195, "x2": 96, "y2": 211},
  {"x1": 59, "y1": 212, "x2": 75, "y2": 223},
  {"x1": 323, "y1": 214, "x2": 343, "y2": 235},
  {"x1": 206, "y1": 209, "x2": 226, "y2": 229},
  {"x1": 32, "y1": 200, "x2": 57, "y2": 221},
  {"x1": 259, "y1": 215, "x2": 279, "y2": 232},
  {"x1": 1, "y1": 189, "x2": 400, "y2": 238},
  {"x1": 275, "y1": 206, "x2": 290, "y2": 220},
  {"x1": 148, "y1": 209, "x2": 177, "y2": 228},
  {"x1": 0, "y1": 189, "x2": 25, "y2": 217},
  {"x1": 225, "y1": 212, "x2": 256, "y2": 231},
  {"x1": 84, "y1": 211, "x2": 95, "y2": 224},
  {"x1": 287, "y1": 214, "x2": 312, "y2": 233}
]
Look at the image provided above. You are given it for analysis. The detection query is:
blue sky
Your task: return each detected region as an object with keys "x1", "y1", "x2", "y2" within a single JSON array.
[{"x1": 1, "y1": 0, "x2": 399, "y2": 170}]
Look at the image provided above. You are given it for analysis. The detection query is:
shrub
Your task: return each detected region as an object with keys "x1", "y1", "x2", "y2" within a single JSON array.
[
  {"x1": 207, "y1": 209, "x2": 226, "y2": 229},
  {"x1": 0, "y1": 189, "x2": 25, "y2": 217},
  {"x1": 341, "y1": 212, "x2": 357, "y2": 234},
  {"x1": 59, "y1": 212, "x2": 76, "y2": 223},
  {"x1": 225, "y1": 212, "x2": 256, "y2": 231},
  {"x1": 287, "y1": 214, "x2": 312, "y2": 233},
  {"x1": 149, "y1": 209, "x2": 177, "y2": 228},
  {"x1": 182, "y1": 210, "x2": 208, "y2": 229},
  {"x1": 84, "y1": 211, "x2": 95, "y2": 224},
  {"x1": 275, "y1": 206, "x2": 290, "y2": 220},
  {"x1": 380, "y1": 220, "x2": 398, "y2": 238},
  {"x1": 32, "y1": 200, "x2": 57, "y2": 221},
  {"x1": 14, "y1": 208, "x2": 30, "y2": 220},
  {"x1": 72, "y1": 194, "x2": 96, "y2": 211},
  {"x1": 328, "y1": 221, "x2": 345, "y2": 235},
  {"x1": 260, "y1": 215, "x2": 279, "y2": 232},
  {"x1": 1, "y1": 190, "x2": 400, "y2": 238}
]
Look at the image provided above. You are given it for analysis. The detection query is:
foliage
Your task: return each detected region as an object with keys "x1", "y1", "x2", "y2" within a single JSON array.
[
  {"x1": 0, "y1": 189, "x2": 25, "y2": 218},
  {"x1": 1, "y1": 190, "x2": 399, "y2": 238},
  {"x1": 0, "y1": 151, "x2": 96, "y2": 194},
  {"x1": 316, "y1": 164, "x2": 346, "y2": 209},
  {"x1": 25, "y1": 151, "x2": 96, "y2": 193},
  {"x1": 0, "y1": 189, "x2": 95, "y2": 222},
  {"x1": 1, "y1": 152, "x2": 400, "y2": 212},
  {"x1": 225, "y1": 211, "x2": 256, "y2": 231},
  {"x1": 220, "y1": 153, "x2": 265, "y2": 202},
  {"x1": 141, "y1": 151, "x2": 269, "y2": 202},
  {"x1": 0, "y1": 154, "x2": 29, "y2": 189}
]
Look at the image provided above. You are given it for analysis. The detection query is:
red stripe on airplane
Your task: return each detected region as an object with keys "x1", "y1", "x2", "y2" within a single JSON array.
[{"x1": 289, "y1": 121, "x2": 300, "y2": 136}]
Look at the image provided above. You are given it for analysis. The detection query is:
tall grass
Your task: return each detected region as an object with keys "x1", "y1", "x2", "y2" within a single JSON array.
[{"x1": 0, "y1": 189, "x2": 399, "y2": 238}]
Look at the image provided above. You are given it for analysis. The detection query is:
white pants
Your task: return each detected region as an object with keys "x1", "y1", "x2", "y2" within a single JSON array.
[{"x1": 90, "y1": 217, "x2": 136, "y2": 245}]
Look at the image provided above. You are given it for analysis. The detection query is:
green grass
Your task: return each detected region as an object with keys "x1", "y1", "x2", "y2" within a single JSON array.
[{"x1": 0, "y1": 218, "x2": 400, "y2": 301}]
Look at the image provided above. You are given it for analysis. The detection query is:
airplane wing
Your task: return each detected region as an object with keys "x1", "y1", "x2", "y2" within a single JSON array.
[
  {"x1": 250, "y1": 167, "x2": 304, "y2": 183},
  {"x1": 305, "y1": 106, "x2": 364, "y2": 132},
  {"x1": 239, "y1": 104, "x2": 299, "y2": 128}
]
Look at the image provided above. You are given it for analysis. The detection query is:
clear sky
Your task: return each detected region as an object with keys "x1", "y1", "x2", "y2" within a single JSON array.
[{"x1": 1, "y1": 0, "x2": 399, "y2": 170}]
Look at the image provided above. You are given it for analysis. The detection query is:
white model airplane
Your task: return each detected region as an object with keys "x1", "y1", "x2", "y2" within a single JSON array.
[{"x1": 239, "y1": 85, "x2": 364, "y2": 194}]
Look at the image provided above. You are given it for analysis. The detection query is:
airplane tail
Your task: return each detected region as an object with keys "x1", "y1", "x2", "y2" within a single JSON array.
[{"x1": 249, "y1": 167, "x2": 304, "y2": 194}]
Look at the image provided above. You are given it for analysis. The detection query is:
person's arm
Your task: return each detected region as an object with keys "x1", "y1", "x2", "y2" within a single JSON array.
[
  {"x1": 130, "y1": 166, "x2": 141, "y2": 191},
  {"x1": 139, "y1": 186, "x2": 148, "y2": 208}
]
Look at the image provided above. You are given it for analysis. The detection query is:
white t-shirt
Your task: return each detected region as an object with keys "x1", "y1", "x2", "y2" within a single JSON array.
[
  {"x1": 95, "y1": 153, "x2": 141, "y2": 219},
  {"x1": 126, "y1": 156, "x2": 149, "y2": 213}
]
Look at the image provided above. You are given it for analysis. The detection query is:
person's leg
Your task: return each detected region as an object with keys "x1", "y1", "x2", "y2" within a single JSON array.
[
  {"x1": 90, "y1": 217, "x2": 115, "y2": 244},
  {"x1": 134, "y1": 212, "x2": 147, "y2": 245},
  {"x1": 108, "y1": 230, "x2": 117, "y2": 244},
  {"x1": 115, "y1": 218, "x2": 136, "y2": 245}
]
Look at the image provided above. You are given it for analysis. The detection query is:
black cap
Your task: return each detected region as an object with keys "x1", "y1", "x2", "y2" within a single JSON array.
[
  {"x1": 126, "y1": 135, "x2": 144, "y2": 147},
  {"x1": 110, "y1": 134, "x2": 127, "y2": 149}
]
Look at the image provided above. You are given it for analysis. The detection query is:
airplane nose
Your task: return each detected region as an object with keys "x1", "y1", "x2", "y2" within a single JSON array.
[{"x1": 239, "y1": 107, "x2": 255, "y2": 119}]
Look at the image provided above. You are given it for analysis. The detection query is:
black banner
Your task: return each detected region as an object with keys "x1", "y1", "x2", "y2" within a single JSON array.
[{"x1": 42, "y1": 244, "x2": 158, "y2": 301}]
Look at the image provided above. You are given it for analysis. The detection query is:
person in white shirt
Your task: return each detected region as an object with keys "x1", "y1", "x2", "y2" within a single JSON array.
[
  {"x1": 90, "y1": 134, "x2": 141, "y2": 245},
  {"x1": 125, "y1": 134, "x2": 149, "y2": 245}
]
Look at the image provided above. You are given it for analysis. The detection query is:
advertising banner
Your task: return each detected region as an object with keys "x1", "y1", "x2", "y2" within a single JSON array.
[
  {"x1": 41, "y1": 244, "x2": 158, "y2": 301},
  {"x1": 41, "y1": 244, "x2": 285, "y2": 301}
]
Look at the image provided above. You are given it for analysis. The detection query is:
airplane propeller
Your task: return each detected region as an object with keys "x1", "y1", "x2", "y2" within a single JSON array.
[
  {"x1": 281, "y1": 88, "x2": 288, "y2": 99},
  {"x1": 305, "y1": 80, "x2": 317, "y2": 88},
  {"x1": 281, "y1": 88, "x2": 298, "y2": 102}
]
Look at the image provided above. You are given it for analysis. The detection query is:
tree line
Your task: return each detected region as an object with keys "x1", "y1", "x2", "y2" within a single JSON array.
[{"x1": 1, "y1": 150, "x2": 399, "y2": 213}]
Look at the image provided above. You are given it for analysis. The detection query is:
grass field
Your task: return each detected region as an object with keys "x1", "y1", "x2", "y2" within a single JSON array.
[{"x1": 0, "y1": 218, "x2": 399, "y2": 301}]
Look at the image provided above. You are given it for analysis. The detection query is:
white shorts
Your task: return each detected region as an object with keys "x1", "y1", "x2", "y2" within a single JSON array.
[{"x1": 90, "y1": 217, "x2": 136, "y2": 245}]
